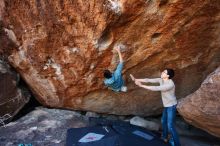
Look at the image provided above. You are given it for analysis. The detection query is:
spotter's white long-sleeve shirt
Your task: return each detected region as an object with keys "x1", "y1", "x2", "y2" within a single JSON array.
[{"x1": 143, "y1": 78, "x2": 177, "y2": 107}]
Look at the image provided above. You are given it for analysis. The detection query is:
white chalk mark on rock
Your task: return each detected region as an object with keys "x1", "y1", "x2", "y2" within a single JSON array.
[
  {"x1": 69, "y1": 47, "x2": 80, "y2": 54},
  {"x1": 43, "y1": 58, "x2": 65, "y2": 81},
  {"x1": 106, "y1": 0, "x2": 122, "y2": 14}
]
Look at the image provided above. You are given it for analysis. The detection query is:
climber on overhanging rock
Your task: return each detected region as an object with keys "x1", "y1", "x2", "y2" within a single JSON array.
[
  {"x1": 130, "y1": 69, "x2": 181, "y2": 146},
  {"x1": 103, "y1": 46, "x2": 127, "y2": 92}
]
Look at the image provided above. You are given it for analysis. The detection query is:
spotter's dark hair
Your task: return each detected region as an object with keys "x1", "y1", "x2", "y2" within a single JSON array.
[{"x1": 165, "y1": 68, "x2": 175, "y2": 79}]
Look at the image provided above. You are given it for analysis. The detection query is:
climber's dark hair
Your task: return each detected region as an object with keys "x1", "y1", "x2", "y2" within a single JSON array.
[
  {"x1": 103, "y1": 70, "x2": 112, "y2": 79},
  {"x1": 165, "y1": 68, "x2": 175, "y2": 79}
]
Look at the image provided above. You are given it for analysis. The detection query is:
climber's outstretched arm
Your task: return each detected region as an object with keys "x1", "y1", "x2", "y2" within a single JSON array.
[{"x1": 114, "y1": 47, "x2": 123, "y2": 63}]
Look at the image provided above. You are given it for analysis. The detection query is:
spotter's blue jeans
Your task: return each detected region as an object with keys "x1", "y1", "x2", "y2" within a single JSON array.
[{"x1": 161, "y1": 104, "x2": 181, "y2": 146}]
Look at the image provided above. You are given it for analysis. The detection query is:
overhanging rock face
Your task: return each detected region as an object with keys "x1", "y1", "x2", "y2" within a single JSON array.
[{"x1": 1, "y1": 0, "x2": 220, "y2": 115}]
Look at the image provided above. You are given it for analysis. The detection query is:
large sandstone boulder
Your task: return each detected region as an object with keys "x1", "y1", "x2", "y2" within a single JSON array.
[
  {"x1": 177, "y1": 66, "x2": 220, "y2": 138},
  {"x1": 1, "y1": 0, "x2": 220, "y2": 115}
]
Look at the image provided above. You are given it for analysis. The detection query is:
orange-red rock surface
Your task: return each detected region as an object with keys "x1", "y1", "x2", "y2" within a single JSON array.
[{"x1": 1, "y1": 0, "x2": 220, "y2": 115}]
